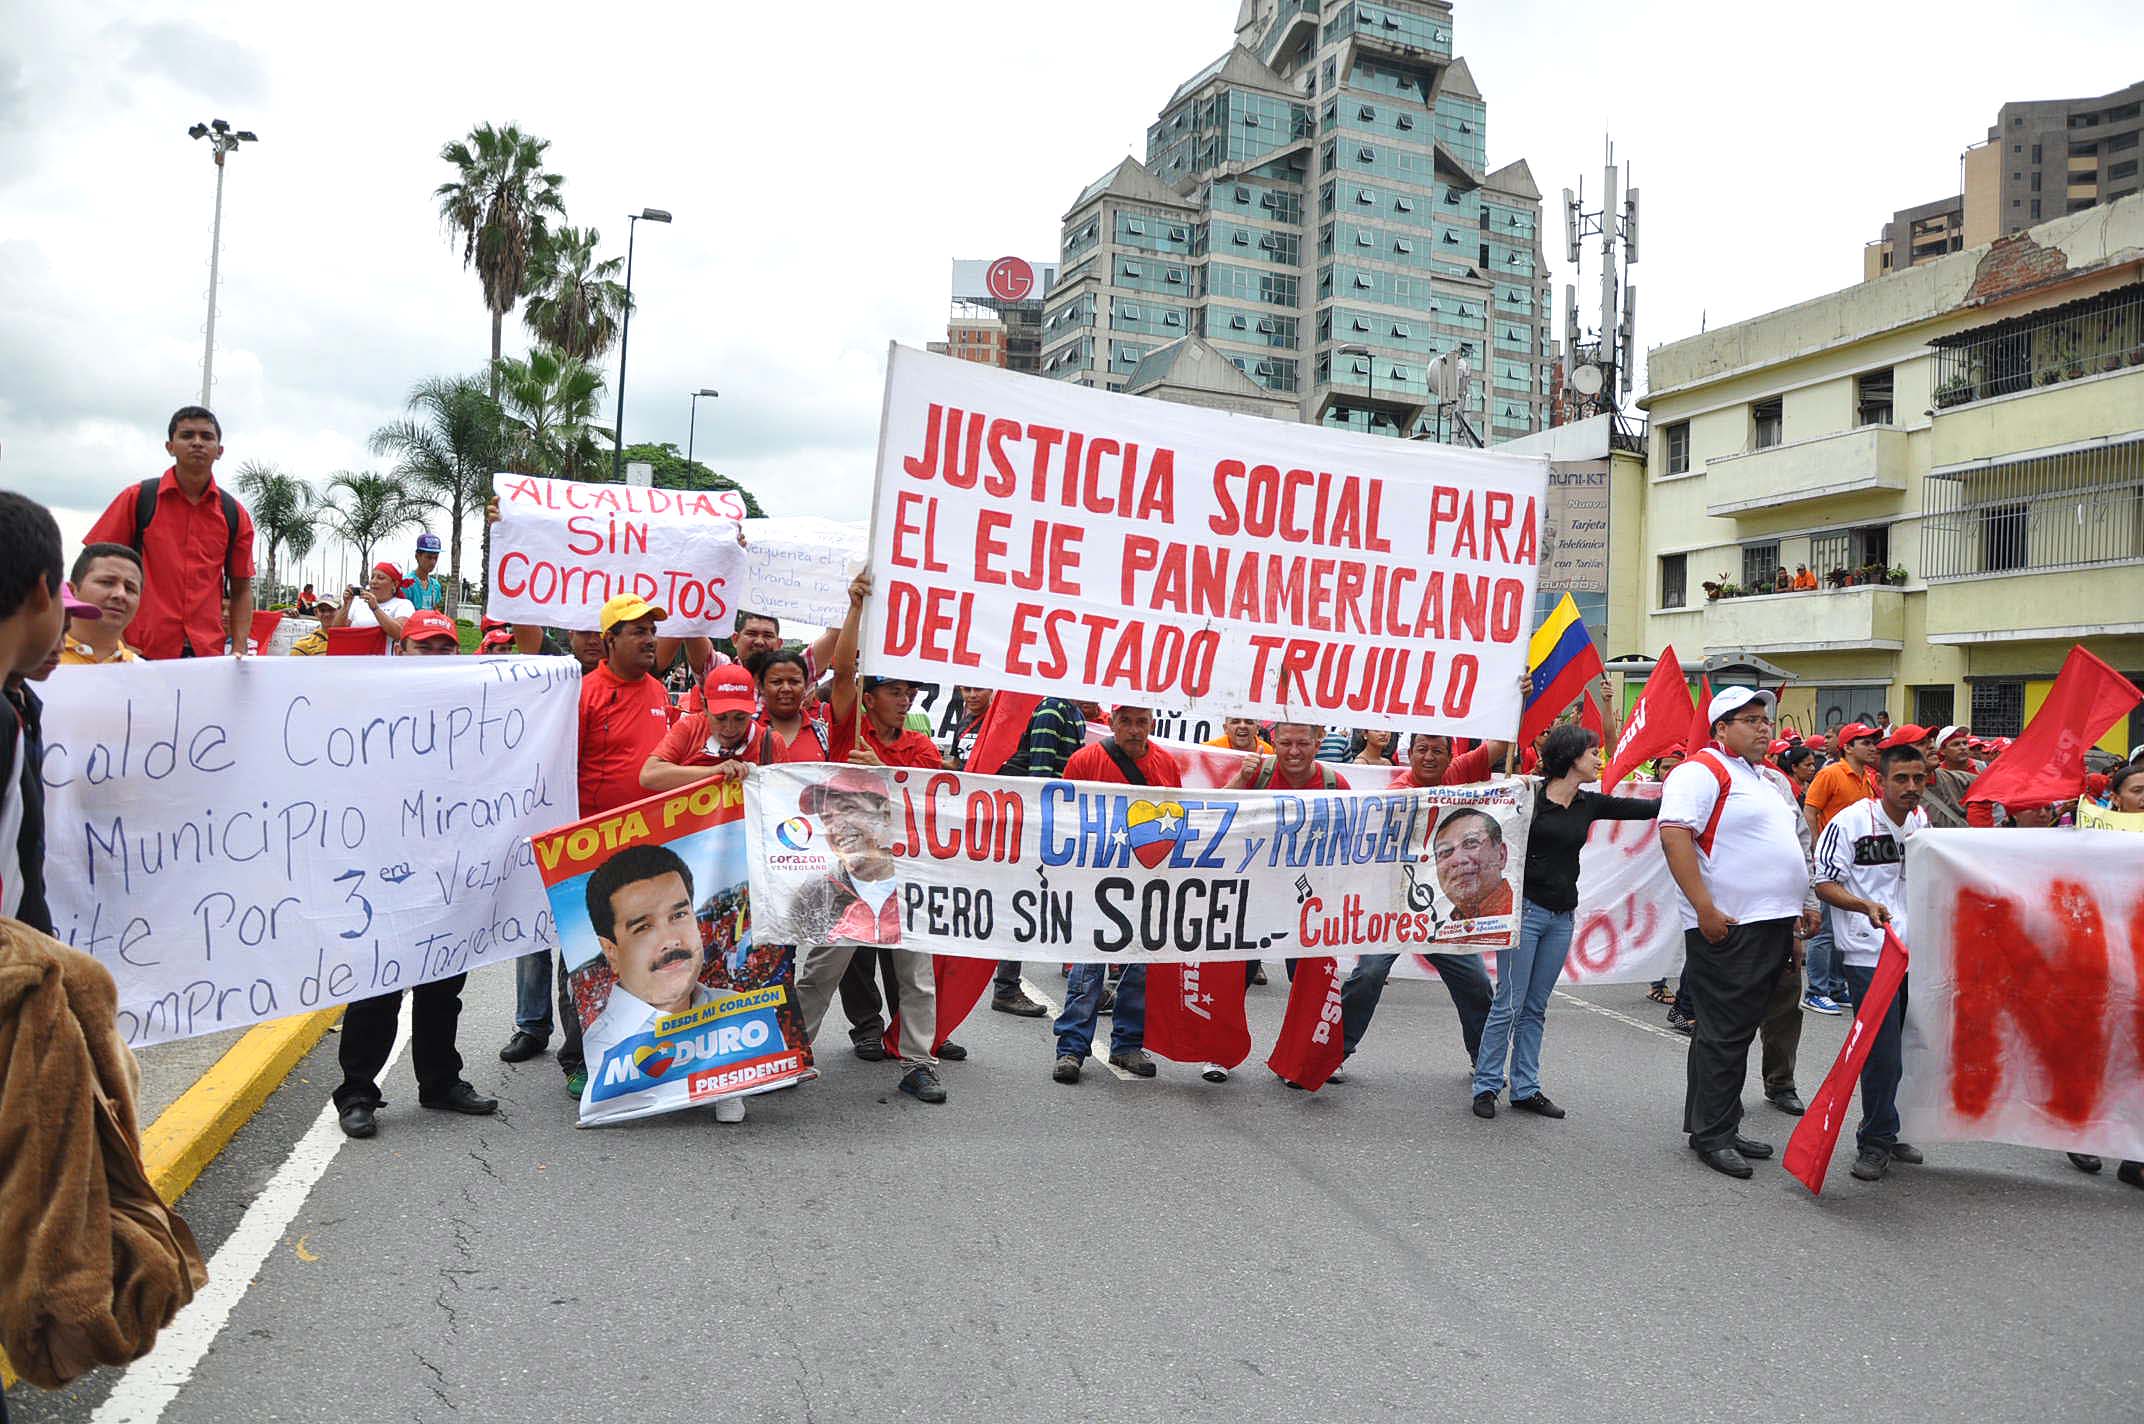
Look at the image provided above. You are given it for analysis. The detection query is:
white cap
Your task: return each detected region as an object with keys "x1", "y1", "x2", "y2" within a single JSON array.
[
  {"x1": 1706, "y1": 686, "x2": 1776, "y2": 728},
  {"x1": 1935, "y1": 725, "x2": 1968, "y2": 747}
]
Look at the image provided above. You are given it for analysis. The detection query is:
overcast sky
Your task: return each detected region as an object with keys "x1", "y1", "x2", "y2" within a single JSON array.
[{"x1": 2, "y1": 1, "x2": 2136, "y2": 589}]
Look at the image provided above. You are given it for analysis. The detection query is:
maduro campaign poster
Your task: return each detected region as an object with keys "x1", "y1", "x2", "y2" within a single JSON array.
[
  {"x1": 746, "y1": 763, "x2": 1529, "y2": 961},
  {"x1": 487, "y1": 472, "x2": 749, "y2": 635},
  {"x1": 861, "y1": 344, "x2": 1548, "y2": 740},
  {"x1": 37, "y1": 657, "x2": 576, "y2": 1047},
  {"x1": 1897, "y1": 829, "x2": 2144, "y2": 1161},
  {"x1": 532, "y1": 777, "x2": 814, "y2": 1126}
]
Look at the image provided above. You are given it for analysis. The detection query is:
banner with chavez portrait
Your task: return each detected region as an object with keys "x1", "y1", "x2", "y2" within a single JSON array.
[
  {"x1": 746, "y1": 762, "x2": 1531, "y2": 964},
  {"x1": 532, "y1": 778, "x2": 815, "y2": 1127},
  {"x1": 859, "y1": 344, "x2": 1549, "y2": 740}
]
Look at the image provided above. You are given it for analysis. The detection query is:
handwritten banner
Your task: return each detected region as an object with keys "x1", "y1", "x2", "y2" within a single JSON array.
[
  {"x1": 532, "y1": 778, "x2": 814, "y2": 1126},
  {"x1": 1898, "y1": 828, "x2": 2144, "y2": 1161},
  {"x1": 487, "y1": 473, "x2": 749, "y2": 634},
  {"x1": 861, "y1": 344, "x2": 1548, "y2": 738},
  {"x1": 746, "y1": 763, "x2": 1529, "y2": 962},
  {"x1": 37, "y1": 657, "x2": 577, "y2": 1046},
  {"x1": 740, "y1": 515, "x2": 867, "y2": 628}
]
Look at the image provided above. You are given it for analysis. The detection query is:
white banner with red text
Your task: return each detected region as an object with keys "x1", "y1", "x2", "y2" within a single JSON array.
[
  {"x1": 860, "y1": 344, "x2": 1548, "y2": 739},
  {"x1": 487, "y1": 472, "x2": 750, "y2": 635},
  {"x1": 745, "y1": 762, "x2": 1528, "y2": 961},
  {"x1": 1898, "y1": 828, "x2": 2144, "y2": 1160},
  {"x1": 36, "y1": 656, "x2": 577, "y2": 1046}
]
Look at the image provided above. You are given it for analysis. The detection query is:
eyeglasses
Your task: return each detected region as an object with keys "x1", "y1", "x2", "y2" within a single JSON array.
[
  {"x1": 1433, "y1": 833, "x2": 1493, "y2": 864},
  {"x1": 1727, "y1": 713, "x2": 1773, "y2": 728}
]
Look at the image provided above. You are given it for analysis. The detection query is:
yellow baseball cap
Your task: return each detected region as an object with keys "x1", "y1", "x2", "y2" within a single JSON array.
[{"x1": 598, "y1": 593, "x2": 668, "y2": 634}]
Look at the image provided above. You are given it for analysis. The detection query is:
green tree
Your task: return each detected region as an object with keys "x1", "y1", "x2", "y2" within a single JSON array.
[
  {"x1": 324, "y1": 471, "x2": 427, "y2": 574},
  {"x1": 615, "y1": 442, "x2": 765, "y2": 516},
  {"x1": 436, "y1": 122, "x2": 566, "y2": 393},
  {"x1": 495, "y1": 347, "x2": 612, "y2": 480},
  {"x1": 522, "y1": 225, "x2": 630, "y2": 363},
  {"x1": 369, "y1": 375, "x2": 504, "y2": 614},
  {"x1": 232, "y1": 461, "x2": 320, "y2": 604}
]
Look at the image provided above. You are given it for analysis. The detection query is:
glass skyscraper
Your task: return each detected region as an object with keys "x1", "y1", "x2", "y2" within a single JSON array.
[{"x1": 1040, "y1": 0, "x2": 1550, "y2": 444}]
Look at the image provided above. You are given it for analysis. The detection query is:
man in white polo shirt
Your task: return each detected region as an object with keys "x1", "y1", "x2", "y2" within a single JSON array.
[
  {"x1": 1813, "y1": 742, "x2": 1930, "y2": 1182},
  {"x1": 1658, "y1": 687, "x2": 1817, "y2": 1180}
]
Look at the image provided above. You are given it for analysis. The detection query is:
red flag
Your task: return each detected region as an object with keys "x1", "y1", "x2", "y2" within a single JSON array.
[
  {"x1": 962, "y1": 691, "x2": 1044, "y2": 776},
  {"x1": 885, "y1": 955, "x2": 999, "y2": 1056},
  {"x1": 1144, "y1": 962, "x2": 1250, "y2": 1068},
  {"x1": 1684, "y1": 674, "x2": 1714, "y2": 756},
  {"x1": 1579, "y1": 692, "x2": 1606, "y2": 743},
  {"x1": 248, "y1": 609, "x2": 285, "y2": 653},
  {"x1": 1784, "y1": 929, "x2": 1911, "y2": 1195},
  {"x1": 1265, "y1": 957, "x2": 1347, "y2": 1090},
  {"x1": 325, "y1": 625, "x2": 387, "y2": 656},
  {"x1": 1964, "y1": 646, "x2": 2140, "y2": 811},
  {"x1": 1600, "y1": 647, "x2": 1690, "y2": 790}
]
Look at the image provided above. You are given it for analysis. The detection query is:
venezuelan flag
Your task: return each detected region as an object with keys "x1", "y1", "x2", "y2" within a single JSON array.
[{"x1": 1519, "y1": 593, "x2": 1605, "y2": 748}]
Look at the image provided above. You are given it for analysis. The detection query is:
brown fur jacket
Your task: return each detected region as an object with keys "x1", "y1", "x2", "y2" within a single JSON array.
[{"x1": 0, "y1": 918, "x2": 206, "y2": 1389}]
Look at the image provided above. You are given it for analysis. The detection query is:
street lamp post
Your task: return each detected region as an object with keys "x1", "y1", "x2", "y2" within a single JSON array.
[
  {"x1": 1338, "y1": 343, "x2": 1375, "y2": 436},
  {"x1": 685, "y1": 388, "x2": 720, "y2": 476},
  {"x1": 611, "y1": 207, "x2": 673, "y2": 482},
  {"x1": 187, "y1": 119, "x2": 257, "y2": 407}
]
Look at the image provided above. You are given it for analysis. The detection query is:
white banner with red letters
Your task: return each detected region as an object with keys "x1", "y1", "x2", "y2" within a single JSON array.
[
  {"x1": 487, "y1": 472, "x2": 750, "y2": 635},
  {"x1": 1898, "y1": 828, "x2": 2144, "y2": 1160},
  {"x1": 745, "y1": 763, "x2": 1529, "y2": 961},
  {"x1": 860, "y1": 344, "x2": 1548, "y2": 739}
]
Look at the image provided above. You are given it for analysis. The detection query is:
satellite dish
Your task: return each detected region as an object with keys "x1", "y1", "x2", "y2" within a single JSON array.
[{"x1": 1571, "y1": 362, "x2": 1605, "y2": 396}]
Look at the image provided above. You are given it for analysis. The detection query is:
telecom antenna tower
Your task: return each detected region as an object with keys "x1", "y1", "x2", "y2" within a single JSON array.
[{"x1": 1560, "y1": 140, "x2": 1639, "y2": 424}]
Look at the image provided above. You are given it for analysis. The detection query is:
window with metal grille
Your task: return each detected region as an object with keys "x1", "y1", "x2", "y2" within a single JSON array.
[
  {"x1": 1971, "y1": 680, "x2": 2025, "y2": 738},
  {"x1": 1664, "y1": 421, "x2": 1689, "y2": 474},
  {"x1": 1931, "y1": 282, "x2": 2144, "y2": 407},
  {"x1": 1922, "y1": 439, "x2": 2144, "y2": 578},
  {"x1": 1913, "y1": 685, "x2": 1955, "y2": 728},
  {"x1": 1855, "y1": 368, "x2": 1894, "y2": 426},
  {"x1": 1741, "y1": 541, "x2": 1781, "y2": 590},
  {"x1": 1660, "y1": 553, "x2": 1686, "y2": 609},
  {"x1": 1809, "y1": 524, "x2": 1891, "y2": 577}
]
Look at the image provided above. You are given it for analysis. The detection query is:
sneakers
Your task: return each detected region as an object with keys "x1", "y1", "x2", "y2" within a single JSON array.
[
  {"x1": 1510, "y1": 1093, "x2": 1565, "y2": 1119},
  {"x1": 853, "y1": 1039, "x2": 889, "y2": 1062},
  {"x1": 1802, "y1": 993, "x2": 1844, "y2": 1016},
  {"x1": 1108, "y1": 1048, "x2": 1157, "y2": 1078},
  {"x1": 1200, "y1": 1063, "x2": 1230, "y2": 1083},
  {"x1": 1052, "y1": 1055, "x2": 1082, "y2": 1084},
  {"x1": 898, "y1": 1065, "x2": 948, "y2": 1103},
  {"x1": 936, "y1": 1040, "x2": 969, "y2": 1062},
  {"x1": 1850, "y1": 1145, "x2": 1891, "y2": 1181},
  {"x1": 564, "y1": 1069, "x2": 587, "y2": 1099},
  {"x1": 1888, "y1": 1141, "x2": 1924, "y2": 1165},
  {"x1": 713, "y1": 1096, "x2": 746, "y2": 1124},
  {"x1": 991, "y1": 990, "x2": 1048, "y2": 1018}
]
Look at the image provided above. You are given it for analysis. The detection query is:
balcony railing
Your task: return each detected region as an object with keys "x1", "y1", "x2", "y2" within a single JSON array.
[
  {"x1": 1931, "y1": 283, "x2": 2144, "y2": 409},
  {"x1": 1921, "y1": 436, "x2": 2144, "y2": 579}
]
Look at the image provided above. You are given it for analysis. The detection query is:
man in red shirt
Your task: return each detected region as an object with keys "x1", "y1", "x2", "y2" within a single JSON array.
[
  {"x1": 1227, "y1": 720, "x2": 1350, "y2": 791},
  {"x1": 1395, "y1": 734, "x2": 1452, "y2": 788},
  {"x1": 82, "y1": 406, "x2": 255, "y2": 659},
  {"x1": 1051, "y1": 704, "x2": 1185, "y2": 1085},
  {"x1": 785, "y1": 573, "x2": 949, "y2": 1104},
  {"x1": 576, "y1": 594, "x2": 675, "y2": 818}
]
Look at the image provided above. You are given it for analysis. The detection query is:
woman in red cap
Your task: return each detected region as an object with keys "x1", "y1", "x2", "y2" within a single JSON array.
[
  {"x1": 640, "y1": 665, "x2": 766, "y2": 790},
  {"x1": 325, "y1": 562, "x2": 413, "y2": 649}
]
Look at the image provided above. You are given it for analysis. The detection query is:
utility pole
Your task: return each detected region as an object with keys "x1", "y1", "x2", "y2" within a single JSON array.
[{"x1": 188, "y1": 119, "x2": 257, "y2": 406}]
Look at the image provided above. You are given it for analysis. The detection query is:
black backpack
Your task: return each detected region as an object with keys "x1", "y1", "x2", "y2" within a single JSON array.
[{"x1": 132, "y1": 478, "x2": 242, "y2": 595}]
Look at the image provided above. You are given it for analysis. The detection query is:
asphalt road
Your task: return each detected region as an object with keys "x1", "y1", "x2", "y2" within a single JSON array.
[{"x1": 12, "y1": 963, "x2": 2141, "y2": 1424}]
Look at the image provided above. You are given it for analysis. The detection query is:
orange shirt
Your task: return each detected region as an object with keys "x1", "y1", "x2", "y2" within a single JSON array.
[{"x1": 1803, "y1": 759, "x2": 1872, "y2": 832}]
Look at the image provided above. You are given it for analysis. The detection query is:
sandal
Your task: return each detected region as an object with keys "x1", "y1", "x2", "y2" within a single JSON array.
[{"x1": 1647, "y1": 983, "x2": 1675, "y2": 1005}]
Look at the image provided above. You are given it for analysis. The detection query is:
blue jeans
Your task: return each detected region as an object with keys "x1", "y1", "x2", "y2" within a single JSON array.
[
  {"x1": 1340, "y1": 952, "x2": 1492, "y2": 1063},
  {"x1": 513, "y1": 949, "x2": 553, "y2": 1036},
  {"x1": 1471, "y1": 900, "x2": 1574, "y2": 1099},
  {"x1": 1054, "y1": 964, "x2": 1145, "y2": 1059},
  {"x1": 1838, "y1": 962, "x2": 1905, "y2": 1149},
  {"x1": 1804, "y1": 907, "x2": 1848, "y2": 1001}
]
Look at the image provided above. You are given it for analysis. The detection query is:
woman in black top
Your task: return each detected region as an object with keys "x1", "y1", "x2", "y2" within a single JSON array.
[{"x1": 1471, "y1": 723, "x2": 1660, "y2": 1120}]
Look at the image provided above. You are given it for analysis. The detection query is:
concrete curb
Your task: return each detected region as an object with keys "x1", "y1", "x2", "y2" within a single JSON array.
[
  {"x1": 141, "y1": 1007, "x2": 344, "y2": 1205},
  {"x1": 2, "y1": 1008, "x2": 341, "y2": 1391}
]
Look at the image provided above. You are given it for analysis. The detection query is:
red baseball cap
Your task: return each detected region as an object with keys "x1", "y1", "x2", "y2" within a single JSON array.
[
  {"x1": 1769, "y1": 738, "x2": 1792, "y2": 755},
  {"x1": 403, "y1": 610, "x2": 459, "y2": 646},
  {"x1": 478, "y1": 626, "x2": 516, "y2": 651},
  {"x1": 1880, "y1": 723, "x2": 1931, "y2": 749},
  {"x1": 1806, "y1": 734, "x2": 1828, "y2": 750},
  {"x1": 1836, "y1": 722, "x2": 1877, "y2": 747},
  {"x1": 701, "y1": 665, "x2": 758, "y2": 716}
]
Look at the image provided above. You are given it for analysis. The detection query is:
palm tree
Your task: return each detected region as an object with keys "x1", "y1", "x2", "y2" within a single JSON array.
[
  {"x1": 233, "y1": 462, "x2": 320, "y2": 605},
  {"x1": 323, "y1": 471, "x2": 427, "y2": 575},
  {"x1": 521, "y1": 226, "x2": 630, "y2": 362},
  {"x1": 369, "y1": 375, "x2": 503, "y2": 614},
  {"x1": 436, "y1": 123, "x2": 566, "y2": 394},
  {"x1": 494, "y1": 347, "x2": 612, "y2": 480}
]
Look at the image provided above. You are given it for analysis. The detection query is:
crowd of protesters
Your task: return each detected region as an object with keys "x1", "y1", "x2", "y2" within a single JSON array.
[{"x1": 3, "y1": 408, "x2": 2141, "y2": 1200}]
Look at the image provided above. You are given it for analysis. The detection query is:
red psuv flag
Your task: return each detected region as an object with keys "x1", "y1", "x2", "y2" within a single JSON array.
[
  {"x1": 1965, "y1": 647, "x2": 2140, "y2": 811},
  {"x1": 1784, "y1": 928, "x2": 1910, "y2": 1195},
  {"x1": 1600, "y1": 646, "x2": 1689, "y2": 790},
  {"x1": 1144, "y1": 961, "x2": 1251, "y2": 1068},
  {"x1": 1684, "y1": 675, "x2": 1714, "y2": 758},
  {"x1": 962, "y1": 691, "x2": 1043, "y2": 775},
  {"x1": 1266, "y1": 957, "x2": 1348, "y2": 1090},
  {"x1": 885, "y1": 956, "x2": 999, "y2": 1058}
]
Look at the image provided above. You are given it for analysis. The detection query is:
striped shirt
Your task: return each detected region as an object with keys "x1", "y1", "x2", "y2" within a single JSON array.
[{"x1": 1000, "y1": 697, "x2": 1087, "y2": 779}]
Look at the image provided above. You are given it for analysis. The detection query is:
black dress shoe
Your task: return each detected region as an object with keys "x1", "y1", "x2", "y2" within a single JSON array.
[
  {"x1": 1510, "y1": 1093, "x2": 1565, "y2": 1119},
  {"x1": 1766, "y1": 1090, "x2": 1806, "y2": 1116},
  {"x1": 2068, "y1": 1152, "x2": 2103, "y2": 1174},
  {"x1": 936, "y1": 1039, "x2": 969, "y2": 1061},
  {"x1": 1696, "y1": 1145, "x2": 1754, "y2": 1179},
  {"x1": 2118, "y1": 1160, "x2": 2144, "y2": 1190},
  {"x1": 338, "y1": 1101, "x2": 377, "y2": 1139},
  {"x1": 853, "y1": 1039, "x2": 889, "y2": 1062},
  {"x1": 419, "y1": 1081, "x2": 498, "y2": 1115},
  {"x1": 1472, "y1": 1091, "x2": 1497, "y2": 1119},
  {"x1": 1731, "y1": 1134, "x2": 1774, "y2": 1160},
  {"x1": 498, "y1": 1030, "x2": 549, "y2": 1063}
]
